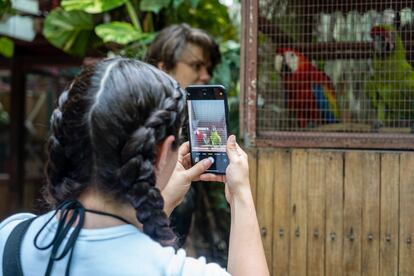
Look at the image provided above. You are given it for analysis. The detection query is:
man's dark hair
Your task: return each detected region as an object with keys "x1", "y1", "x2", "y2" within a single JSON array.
[
  {"x1": 145, "y1": 23, "x2": 221, "y2": 74},
  {"x1": 44, "y1": 58, "x2": 185, "y2": 246}
]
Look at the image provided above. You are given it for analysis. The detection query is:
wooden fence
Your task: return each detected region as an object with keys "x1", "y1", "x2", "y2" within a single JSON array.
[{"x1": 248, "y1": 148, "x2": 414, "y2": 276}]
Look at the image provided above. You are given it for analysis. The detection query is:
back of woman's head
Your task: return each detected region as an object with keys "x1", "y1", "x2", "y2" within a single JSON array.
[{"x1": 44, "y1": 58, "x2": 185, "y2": 246}]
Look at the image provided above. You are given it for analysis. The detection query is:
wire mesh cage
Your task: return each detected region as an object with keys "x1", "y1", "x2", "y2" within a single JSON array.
[{"x1": 242, "y1": 0, "x2": 414, "y2": 148}]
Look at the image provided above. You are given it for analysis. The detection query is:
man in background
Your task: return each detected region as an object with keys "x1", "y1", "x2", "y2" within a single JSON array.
[{"x1": 145, "y1": 23, "x2": 220, "y2": 88}]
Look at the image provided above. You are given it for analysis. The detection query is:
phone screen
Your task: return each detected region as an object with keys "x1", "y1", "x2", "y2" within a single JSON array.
[{"x1": 186, "y1": 85, "x2": 229, "y2": 174}]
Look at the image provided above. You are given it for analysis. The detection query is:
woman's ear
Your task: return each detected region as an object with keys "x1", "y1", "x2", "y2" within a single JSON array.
[{"x1": 156, "y1": 135, "x2": 176, "y2": 169}]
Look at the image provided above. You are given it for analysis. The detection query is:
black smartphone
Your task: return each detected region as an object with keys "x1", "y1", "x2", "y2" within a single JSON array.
[{"x1": 185, "y1": 85, "x2": 230, "y2": 174}]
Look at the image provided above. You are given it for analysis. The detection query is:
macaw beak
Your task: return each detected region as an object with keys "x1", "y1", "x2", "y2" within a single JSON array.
[
  {"x1": 275, "y1": 53, "x2": 291, "y2": 74},
  {"x1": 275, "y1": 54, "x2": 284, "y2": 73},
  {"x1": 373, "y1": 34, "x2": 395, "y2": 59}
]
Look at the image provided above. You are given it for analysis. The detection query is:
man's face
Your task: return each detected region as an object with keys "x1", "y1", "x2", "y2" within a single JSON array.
[{"x1": 168, "y1": 43, "x2": 212, "y2": 88}]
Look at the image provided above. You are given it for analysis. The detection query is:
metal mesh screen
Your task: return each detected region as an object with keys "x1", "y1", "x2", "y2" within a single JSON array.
[{"x1": 256, "y1": 0, "x2": 414, "y2": 134}]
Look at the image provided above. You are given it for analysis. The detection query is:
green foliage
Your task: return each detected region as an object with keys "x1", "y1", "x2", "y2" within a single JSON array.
[
  {"x1": 62, "y1": 0, "x2": 127, "y2": 14},
  {"x1": 119, "y1": 33, "x2": 157, "y2": 59},
  {"x1": 140, "y1": 0, "x2": 171, "y2": 13},
  {"x1": 0, "y1": 36, "x2": 13, "y2": 57},
  {"x1": 211, "y1": 40, "x2": 240, "y2": 96},
  {"x1": 168, "y1": 0, "x2": 236, "y2": 40},
  {"x1": 95, "y1": 22, "x2": 145, "y2": 44},
  {"x1": 210, "y1": 40, "x2": 240, "y2": 136},
  {"x1": 43, "y1": 8, "x2": 95, "y2": 56},
  {"x1": 0, "y1": 102, "x2": 9, "y2": 126},
  {"x1": 0, "y1": 0, "x2": 12, "y2": 18}
]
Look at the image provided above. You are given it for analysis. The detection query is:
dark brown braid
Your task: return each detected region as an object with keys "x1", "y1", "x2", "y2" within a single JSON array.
[
  {"x1": 44, "y1": 58, "x2": 185, "y2": 246},
  {"x1": 44, "y1": 65, "x2": 96, "y2": 205}
]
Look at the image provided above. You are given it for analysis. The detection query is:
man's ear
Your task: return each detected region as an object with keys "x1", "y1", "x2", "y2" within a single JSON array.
[
  {"x1": 156, "y1": 135, "x2": 176, "y2": 168},
  {"x1": 157, "y1": 62, "x2": 166, "y2": 71}
]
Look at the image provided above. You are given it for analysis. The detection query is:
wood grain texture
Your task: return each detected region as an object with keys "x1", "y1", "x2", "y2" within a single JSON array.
[
  {"x1": 379, "y1": 153, "x2": 399, "y2": 276},
  {"x1": 257, "y1": 149, "x2": 275, "y2": 274},
  {"x1": 247, "y1": 148, "x2": 258, "y2": 205},
  {"x1": 325, "y1": 152, "x2": 344, "y2": 276},
  {"x1": 0, "y1": 182, "x2": 9, "y2": 220},
  {"x1": 307, "y1": 151, "x2": 326, "y2": 276},
  {"x1": 289, "y1": 149, "x2": 308, "y2": 276},
  {"x1": 272, "y1": 149, "x2": 291, "y2": 276},
  {"x1": 361, "y1": 153, "x2": 380, "y2": 276},
  {"x1": 399, "y1": 153, "x2": 414, "y2": 276},
  {"x1": 248, "y1": 149, "x2": 414, "y2": 276},
  {"x1": 343, "y1": 151, "x2": 363, "y2": 275}
]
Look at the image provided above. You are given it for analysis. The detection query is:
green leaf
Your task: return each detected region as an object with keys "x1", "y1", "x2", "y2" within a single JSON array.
[
  {"x1": 169, "y1": 0, "x2": 236, "y2": 40},
  {"x1": 95, "y1": 22, "x2": 146, "y2": 44},
  {"x1": 172, "y1": 0, "x2": 183, "y2": 9},
  {"x1": 140, "y1": 0, "x2": 170, "y2": 13},
  {"x1": 0, "y1": 36, "x2": 13, "y2": 57},
  {"x1": 0, "y1": 0, "x2": 12, "y2": 18},
  {"x1": 62, "y1": 0, "x2": 127, "y2": 14},
  {"x1": 190, "y1": 0, "x2": 199, "y2": 8},
  {"x1": 43, "y1": 8, "x2": 95, "y2": 56}
]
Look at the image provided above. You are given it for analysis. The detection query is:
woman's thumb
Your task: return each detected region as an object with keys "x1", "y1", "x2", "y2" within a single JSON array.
[{"x1": 226, "y1": 135, "x2": 239, "y2": 161}]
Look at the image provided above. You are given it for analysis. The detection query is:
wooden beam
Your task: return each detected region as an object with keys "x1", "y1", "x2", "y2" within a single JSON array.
[
  {"x1": 9, "y1": 48, "x2": 26, "y2": 211},
  {"x1": 0, "y1": 57, "x2": 12, "y2": 69}
]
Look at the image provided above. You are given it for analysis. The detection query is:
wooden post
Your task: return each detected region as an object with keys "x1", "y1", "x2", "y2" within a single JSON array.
[{"x1": 9, "y1": 49, "x2": 26, "y2": 212}]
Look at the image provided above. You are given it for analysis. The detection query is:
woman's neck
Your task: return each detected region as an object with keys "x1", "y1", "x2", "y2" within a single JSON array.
[{"x1": 77, "y1": 188, "x2": 142, "y2": 229}]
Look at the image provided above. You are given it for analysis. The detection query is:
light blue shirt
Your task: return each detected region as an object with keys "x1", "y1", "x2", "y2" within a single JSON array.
[{"x1": 0, "y1": 212, "x2": 230, "y2": 276}]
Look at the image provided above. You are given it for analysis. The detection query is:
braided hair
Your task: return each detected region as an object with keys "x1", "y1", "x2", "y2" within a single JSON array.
[{"x1": 44, "y1": 58, "x2": 186, "y2": 246}]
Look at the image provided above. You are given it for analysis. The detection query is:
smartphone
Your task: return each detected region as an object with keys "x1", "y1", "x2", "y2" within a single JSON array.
[{"x1": 186, "y1": 85, "x2": 230, "y2": 174}]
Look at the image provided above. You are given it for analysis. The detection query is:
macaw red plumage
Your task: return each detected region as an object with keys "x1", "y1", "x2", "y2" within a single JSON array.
[
  {"x1": 195, "y1": 129, "x2": 204, "y2": 145},
  {"x1": 275, "y1": 47, "x2": 340, "y2": 128}
]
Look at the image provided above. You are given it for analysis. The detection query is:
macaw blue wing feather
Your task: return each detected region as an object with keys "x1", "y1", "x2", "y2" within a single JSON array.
[{"x1": 312, "y1": 83, "x2": 339, "y2": 124}]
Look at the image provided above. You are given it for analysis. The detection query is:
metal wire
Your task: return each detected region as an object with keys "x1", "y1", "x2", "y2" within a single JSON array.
[{"x1": 257, "y1": 0, "x2": 414, "y2": 134}]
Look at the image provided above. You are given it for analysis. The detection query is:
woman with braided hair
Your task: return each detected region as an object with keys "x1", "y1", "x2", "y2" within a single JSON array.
[{"x1": 0, "y1": 58, "x2": 269, "y2": 276}]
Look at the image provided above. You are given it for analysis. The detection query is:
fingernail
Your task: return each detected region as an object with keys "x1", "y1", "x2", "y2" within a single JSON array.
[
  {"x1": 229, "y1": 135, "x2": 236, "y2": 143},
  {"x1": 208, "y1": 157, "x2": 215, "y2": 164},
  {"x1": 203, "y1": 157, "x2": 212, "y2": 165}
]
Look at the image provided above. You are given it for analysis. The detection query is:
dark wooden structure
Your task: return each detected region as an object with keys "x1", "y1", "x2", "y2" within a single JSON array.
[{"x1": 0, "y1": 0, "x2": 86, "y2": 217}]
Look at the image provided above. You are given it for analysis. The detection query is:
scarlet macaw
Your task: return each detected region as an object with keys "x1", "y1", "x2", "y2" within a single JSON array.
[{"x1": 275, "y1": 47, "x2": 340, "y2": 128}]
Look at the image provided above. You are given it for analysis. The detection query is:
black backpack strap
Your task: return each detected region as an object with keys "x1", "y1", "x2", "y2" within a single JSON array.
[{"x1": 2, "y1": 217, "x2": 36, "y2": 276}]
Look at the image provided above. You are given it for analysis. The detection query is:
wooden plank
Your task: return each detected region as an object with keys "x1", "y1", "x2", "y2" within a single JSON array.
[
  {"x1": 289, "y1": 149, "x2": 308, "y2": 276},
  {"x1": 247, "y1": 148, "x2": 258, "y2": 205},
  {"x1": 361, "y1": 153, "x2": 380, "y2": 276},
  {"x1": 399, "y1": 153, "x2": 414, "y2": 275},
  {"x1": 307, "y1": 151, "x2": 326, "y2": 276},
  {"x1": 256, "y1": 132, "x2": 414, "y2": 150},
  {"x1": 0, "y1": 181, "x2": 9, "y2": 219},
  {"x1": 343, "y1": 151, "x2": 363, "y2": 275},
  {"x1": 23, "y1": 179, "x2": 42, "y2": 212},
  {"x1": 379, "y1": 153, "x2": 399, "y2": 276},
  {"x1": 272, "y1": 149, "x2": 291, "y2": 276},
  {"x1": 325, "y1": 152, "x2": 344, "y2": 276},
  {"x1": 9, "y1": 51, "x2": 26, "y2": 211},
  {"x1": 257, "y1": 149, "x2": 275, "y2": 274}
]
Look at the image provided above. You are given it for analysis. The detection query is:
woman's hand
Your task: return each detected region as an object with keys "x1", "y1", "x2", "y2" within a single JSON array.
[
  {"x1": 200, "y1": 135, "x2": 250, "y2": 204},
  {"x1": 161, "y1": 142, "x2": 221, "y2": 216}
]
